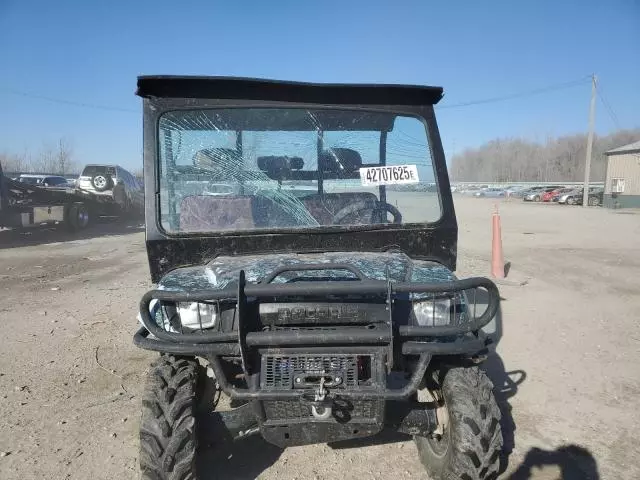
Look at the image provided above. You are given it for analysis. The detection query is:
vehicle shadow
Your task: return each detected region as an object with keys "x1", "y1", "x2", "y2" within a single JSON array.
[
  {"x1": 476, "y1": 291, "x2": 527, "y2": 476},
  {"x1": 328, "y1": 427, "x2": 410, "y2": 450},
  {"x1": 0, "y1": 218, "x2": 144, "y2": 249},
  {"x1": 507, "y1": 445, "x2": 600, "y2": 479},
  {"x1": 482, "y1": 353, "x2": 526, "y2": 475},
  {"x1": 197, "y1": 419, "x2": 283, "y2": 480}
]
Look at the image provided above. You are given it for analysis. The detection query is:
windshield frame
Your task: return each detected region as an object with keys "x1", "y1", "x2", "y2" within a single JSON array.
[{"x1": 140, "y1": 86, "x2": 457, "y2": 282}]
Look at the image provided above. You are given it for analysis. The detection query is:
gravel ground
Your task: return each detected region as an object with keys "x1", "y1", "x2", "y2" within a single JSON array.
[{"x1": 0, "y1": 196, "x2": 639, "y2": 480}]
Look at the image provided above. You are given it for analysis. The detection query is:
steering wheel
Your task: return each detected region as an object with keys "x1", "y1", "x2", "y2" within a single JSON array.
[{"x1": 332, "y1": 199, "x2": 402, "y2": 225}]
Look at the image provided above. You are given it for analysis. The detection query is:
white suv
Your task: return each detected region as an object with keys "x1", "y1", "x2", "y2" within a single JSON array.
[{"x1": 78, "y1": 164, "x2": 143, "y2": 213}]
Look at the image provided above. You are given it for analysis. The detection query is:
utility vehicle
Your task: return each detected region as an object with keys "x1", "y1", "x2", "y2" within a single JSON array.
[{"x1": 134, "y1": 76, "x2": 503, "y2": 480}]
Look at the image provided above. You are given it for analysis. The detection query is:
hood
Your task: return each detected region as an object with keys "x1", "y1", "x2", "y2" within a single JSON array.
[{"x1": 157, "y1": 251, "x2": 457, "y2": 292}]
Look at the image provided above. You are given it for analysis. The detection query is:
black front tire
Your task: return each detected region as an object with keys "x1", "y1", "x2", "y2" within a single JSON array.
[
  {"x1": 140, "y1": 355, "x2": 200, "y2": 480},
  {"x1": 415, "y1": 366, "x2": 503, "y2": 480}
]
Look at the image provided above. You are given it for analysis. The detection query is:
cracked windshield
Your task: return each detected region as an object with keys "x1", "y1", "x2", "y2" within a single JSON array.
[{"x1": 158, "y1": 108, "x2": 441, "y2": 232}]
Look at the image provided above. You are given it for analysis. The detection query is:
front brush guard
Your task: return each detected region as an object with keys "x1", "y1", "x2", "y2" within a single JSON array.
[{"x1": 135, "y1": 269, "x2": 500, "y2": 401}]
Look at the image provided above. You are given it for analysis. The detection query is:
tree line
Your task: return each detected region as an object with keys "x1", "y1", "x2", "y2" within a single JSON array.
[
  {"x1": 0, "y1": 138, "x2": 77, "y2": 176},
  {"x1": 450, "y1": 128, "x2": 640, "y2": 182}
]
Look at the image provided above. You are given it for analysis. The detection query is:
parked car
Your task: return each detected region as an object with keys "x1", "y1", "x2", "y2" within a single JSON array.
[
  {"x1": 523, "y1": 186, "x2": 564, "y2": 202},
  {"x1": 586, "y1": 188, "x2": 604, "y2": 206},
  {"x1": 571, "y1": 187, "x2": 603, "y2": 206},
  {"x1": 506, "y1": 187, "x2": 530, "y2": 198},
  {"x1": 18, "y1": 174, "x2": 70, "y2": 187},
  {"x1": 457, "y1": 186, "x2": 478, "y2": 195},
  {"x1": 559, "y1": 187, "x2": 603, "y2": 206},
  {"x1": 550, "y1": 188, "x2": 574, "y2": 202},
  {"x1": 202, "y1": 182, "x2": 242, "y2": 196},
  {"x1": 541, "y1": 188, "x2": 567, "y2": 202},
  {"x1": 77, "y1": 164, "x2": 144, "y2": 213},
  {"x1": 474, "y1": 187, "x2": 505, "y2": 198},
  {"x1": 558, "y1": 189, "x2": 581, "y2": 204},
  {"x1": 516, "y1": 186, "x2": 544, "y2": 199},
  {"x1": 504, "y1": 185, "x2": 526, "y2": 196}
]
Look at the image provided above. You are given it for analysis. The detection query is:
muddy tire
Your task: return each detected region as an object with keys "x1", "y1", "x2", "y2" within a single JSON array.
[
  {"x1": 140, "y1": 355, "x2": 200, "y2": 480},
  {"x1": 415, "y1": 366, "x2": 503, "y2": 480}
]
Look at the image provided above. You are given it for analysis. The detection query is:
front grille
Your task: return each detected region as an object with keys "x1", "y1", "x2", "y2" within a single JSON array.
[
  {"x1": 263, "y1": 399, "x2": 382, "y2": 420},
  {"x1": 263, "y1": 355, "x2": 359, "y2": 389}
]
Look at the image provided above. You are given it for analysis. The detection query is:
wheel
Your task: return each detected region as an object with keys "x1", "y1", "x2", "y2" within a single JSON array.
[
  {"x1": 415, "y1": 366, "x2": 503, "y2": 480},
  {"x1": 567, "y1": 197, "x2": 575, "y2": 205},
  {"x1": 65, "y1": 204, "x2": 90, "y2": 231},
  {"x1": 533, "y1": 195, "x2": 541, "y2": 202},
  {"x1": 588, "y1": 197, "x2": 599, "y2": 206},
  {"x1": 91, "y1": 174, "x2": 112, "y2": 192},
  {"x1": 140, "y1": 355, "x2": 200, "y2": 480}
]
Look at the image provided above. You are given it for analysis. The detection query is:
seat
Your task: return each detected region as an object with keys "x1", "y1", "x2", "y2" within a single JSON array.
[
  {"x1": 179, "y1": 194, "x2": 311, "y2": 231},
  {"x1": 179, "y1": 195, "x2": 255, "y2": 231},
  {"x1": 252, "y1": 196, "x2": 295, "y2": 228}
]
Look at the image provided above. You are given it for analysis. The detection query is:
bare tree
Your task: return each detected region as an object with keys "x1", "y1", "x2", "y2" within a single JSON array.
[
  {"x1": 55, "y1": 137, "x2": 76, "y2": 175},
  {"x1": 0, "y1": 151, "x2": 29, "y2": 173},
  {"x1": 36, "y1": 142, "x2": 57, "y2": 174},
  {"x1": 30, "y1": 138, "x2": 77, "y2": 175},
  {"x1": 1, "y1": 137, "x2": 79, "y2": 176},
  {"x1": 450, "y1": 128, "x2": 640, "y2": 182}
]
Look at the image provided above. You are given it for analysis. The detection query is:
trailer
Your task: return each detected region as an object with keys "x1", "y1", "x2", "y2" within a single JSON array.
[{"x1": 0, "y1": 163, "x2": 123, "y2": 232}]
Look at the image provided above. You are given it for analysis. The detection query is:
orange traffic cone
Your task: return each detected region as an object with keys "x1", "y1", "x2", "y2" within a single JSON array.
[{"x1": 491, "y1": 204, "x2": 505, "y2": 279}]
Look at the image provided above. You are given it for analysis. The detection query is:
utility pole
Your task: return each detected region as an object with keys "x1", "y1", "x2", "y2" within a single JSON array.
[{"x1": 582, "y1": 74, "x2": 597, "y2": 207}]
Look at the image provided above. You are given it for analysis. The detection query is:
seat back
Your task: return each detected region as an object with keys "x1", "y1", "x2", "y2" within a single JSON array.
[{"x1": 179, "y1": 195, "x2": 255, "y2": 231}]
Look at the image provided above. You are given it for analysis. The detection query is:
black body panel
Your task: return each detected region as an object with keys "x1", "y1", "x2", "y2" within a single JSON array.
[{"x1": 146, "y1": 228, "x2": 457, "y2": 282}]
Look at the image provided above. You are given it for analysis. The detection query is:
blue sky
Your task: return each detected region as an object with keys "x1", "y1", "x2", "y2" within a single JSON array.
[{"x1": 1, "y1": 0, "x2": 639, "y2": 171}]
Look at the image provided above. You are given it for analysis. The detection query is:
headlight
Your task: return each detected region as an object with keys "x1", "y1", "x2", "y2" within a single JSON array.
[
  {"x1": 176, "y1": 302, "x2": 218, "y2": 329},
  {"x1": 139, "y1": 301, "x2": 219, "y2": 332},
  {"x1": 412, "y1": 297, "x2": 465, "y2": 327}
]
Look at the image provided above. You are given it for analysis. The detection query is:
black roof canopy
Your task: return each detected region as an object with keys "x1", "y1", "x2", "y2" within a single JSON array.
[{"x1": 136, "y1": 76, "x2": 444, "y2": 106}]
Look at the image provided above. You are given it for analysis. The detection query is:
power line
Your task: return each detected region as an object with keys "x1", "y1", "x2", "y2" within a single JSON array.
[
  {"x1": 438, "y1": 76, "x2": 592, "y2": 109},
  {"x1": 0, "y1": 87, "x2": 138, "y2": 113},
  {"x1": 594, "y1": 83, "x2": 621, "y2": 130},
  {"x1": 1, "y1": 75, "x2": 603, "y2": 121}
]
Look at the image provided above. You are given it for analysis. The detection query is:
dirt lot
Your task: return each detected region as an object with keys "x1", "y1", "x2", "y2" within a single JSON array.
[{"x1": 1, "y1": 197, "x2": 639, "y2": 480}]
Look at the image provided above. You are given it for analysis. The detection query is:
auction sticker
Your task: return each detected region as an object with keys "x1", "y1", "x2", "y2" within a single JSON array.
[{"x1": 359, "y1": 165, "x2": 420, "y2": 186}]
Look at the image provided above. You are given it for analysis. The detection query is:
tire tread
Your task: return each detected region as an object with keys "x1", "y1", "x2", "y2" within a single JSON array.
[
  {"x1": 140, "y1": 355, "x2": 198, "y2": 480},
  {"x1": 416, "y1": 366, "x2": 503, "y2": 480}
]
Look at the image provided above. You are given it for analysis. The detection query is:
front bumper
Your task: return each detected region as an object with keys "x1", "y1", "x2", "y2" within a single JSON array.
[{"x1": 135, "y1": 270, "x2": 499, "y2": 402}]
